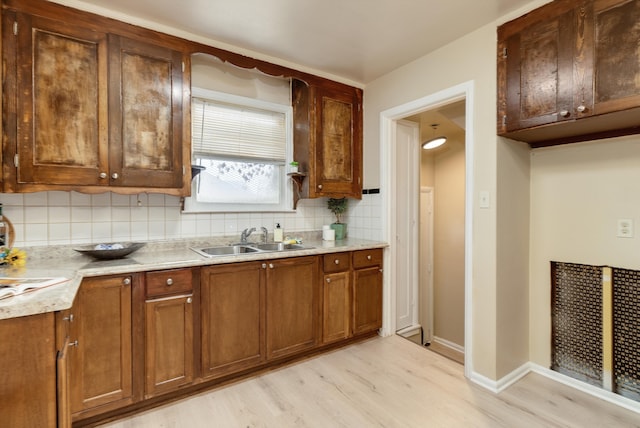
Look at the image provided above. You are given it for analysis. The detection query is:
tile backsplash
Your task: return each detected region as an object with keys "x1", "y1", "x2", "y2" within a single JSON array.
[{"x1": 1, "y1": 191, "x2": 382, "y2": 248}]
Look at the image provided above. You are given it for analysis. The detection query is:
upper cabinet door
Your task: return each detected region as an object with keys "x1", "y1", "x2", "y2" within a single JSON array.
[
  {"x1": 313, "y1": 86, "x2": 362, "y2": 198},
  {"x1": 293, "y1": 80, "x2": 363, "y2": 200},
  {"x1": 108, "y1": 35, "x2": 184, "y2": 189},
  {"x1": 14, "y1": 12, "x2": 109, "y2": 186},
  {"x1": 592, "y1": 0, "x2": 640, "y2": 115},
  {"x1": 501, "y1": 7, "x2": 576, "y2": 133}
]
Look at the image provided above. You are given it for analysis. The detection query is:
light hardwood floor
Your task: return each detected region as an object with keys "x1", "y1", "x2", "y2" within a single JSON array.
[{"x1": 101, "y1": 335, "x2": 640, "y2": 427}]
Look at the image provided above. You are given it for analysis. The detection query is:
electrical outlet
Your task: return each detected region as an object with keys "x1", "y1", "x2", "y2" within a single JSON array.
[{"x1": 617, "y1": 219, "x2": 634, "y2": 238}]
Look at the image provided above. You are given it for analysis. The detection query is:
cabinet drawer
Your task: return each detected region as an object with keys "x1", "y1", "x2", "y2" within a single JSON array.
[
  {"x1": 146, "y1": 269, "x2": 193, "y2": 298},
  {"x1": 323, "y1": 253, "x2": 351, "y2": 273},
  {"x1": 352, "y1": 249, "x2": 383, "y2": 269}
]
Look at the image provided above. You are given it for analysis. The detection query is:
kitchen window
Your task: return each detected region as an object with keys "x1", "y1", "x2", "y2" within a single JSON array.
[{"x1": 184, "y1": 88, "x2": 293, "y2": 212}]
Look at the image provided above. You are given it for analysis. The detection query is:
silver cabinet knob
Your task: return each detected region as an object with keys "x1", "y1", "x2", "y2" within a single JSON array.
[
  {"x1": 269, "y1": 263, "x2": 274, "y2": 269},
  {"x1": 326, "y1": 278, "x2": 331, "y2": 283},
  {"x1": 334, "y1": 259, "x2": 340, "y2": 265},
  {"x1": 559, "y1": 110, "x2": 569, "y2": 117},
  {"x1": 63, "y1": 314, "x2": 74, "y2": 322},
  {"x1": 123, "y1": 277, "x2": 131, "y2": 285},
  {"x1": 186, "y1": 297, "x2": 192, "y2": 304},
  {"x1": 318, "y1": 184, "x2": 323, "y2": 189},
  {"x1": 576, "y1": 105, "x2": 586, "y2": 113},
  {"x1": 99, "y1": 172, "x2": 107, "y2": 179},
  {"x1": 69, "y1": 340, "x2": 79, "y2": 347},
  {"x1": 111, "y1": 172, "x2": 119, "y2": 179},
  {"x1": 262, "y1": 263, "x2": 267, "y2": 269},
  {"x1": 367, "y1": 255, "x2": 372, "y2": 260},
  {"x1": 166, "y1": 278, "x2": 173, "y2": 286}
]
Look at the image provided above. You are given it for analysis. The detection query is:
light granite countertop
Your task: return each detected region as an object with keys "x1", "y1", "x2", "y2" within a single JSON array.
[{"x1": 0, "y1": 233, "x2": 387, "y2": 320}]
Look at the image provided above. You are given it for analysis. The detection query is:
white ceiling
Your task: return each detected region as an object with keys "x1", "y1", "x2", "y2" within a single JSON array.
[{"x1": 60, "y1": 0, "x2": 535, "y2": 84}]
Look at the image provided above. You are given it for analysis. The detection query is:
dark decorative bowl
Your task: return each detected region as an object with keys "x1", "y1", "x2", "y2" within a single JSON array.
[{"x1": 74, "y1": 242, "x2": 146, "y2": 260}]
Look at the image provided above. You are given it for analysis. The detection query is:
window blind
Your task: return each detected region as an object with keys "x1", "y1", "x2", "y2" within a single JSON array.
[{"x1": 192, "y1": 97, "x2": 286, "y2": 162}]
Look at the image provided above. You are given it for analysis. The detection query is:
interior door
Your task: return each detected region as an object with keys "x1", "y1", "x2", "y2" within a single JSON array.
[{"x1": 395, "y1": 120, "x2": 420, "y2": 332}]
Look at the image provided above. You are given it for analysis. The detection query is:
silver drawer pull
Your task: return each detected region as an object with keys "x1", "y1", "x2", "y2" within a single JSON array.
[
  {"x1": 186, "y1": 297, "x2": 192, "y2": 304},
  {"x1": 326, "y1": 278, "x2": 331, "y2": 283},
  {"x1": 334, "y1": 259, "x2": 340, "y2": 265},
  {"x1": 69, "y1": 340, "x2": 79, "y2": 347},
  {"x1": 123, "y1": 278, "x2": 131, "y2": 285},
  {"x1": 269, "y1": 263, "x2": 274, "y2": 269},
  {"x1": 262, "y1": 263, "x2": 267, "y2": 269},
  {"x1": 367, "y1": 255, "x2": 372, "y2": 260},
  {"x1": 166, "y1": 278, "x2": 173, "y2": 286}
]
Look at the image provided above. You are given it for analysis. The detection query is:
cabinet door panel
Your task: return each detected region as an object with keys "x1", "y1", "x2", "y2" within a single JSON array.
[
  {"x1": 69, "y1": 276, "x2": 133, "y2": 417},
  {"x1": 322, "y1": 271, "x2": 351, "y2": 344},
  {"x1": 266, "y1": 256, "x2": 319, "y2": 359},
  {"x1": 314, "y1": 88, "x2": 362, "y2": 197},
  {"x1": 108, "y1": 35, "x2": 184, "y2": 188},
  {"x1": 201, "y1": 263, "x2": 265, "y2": 379},
  {"x1": 15, "y1": 13, "x2": 108, "y2": 185},
  {"x1": 593, "y1": 0, "x2": 640, "y2": 114},
  {"x1": 145, "y1": 295, "x2": 194, "y2": 397},
  {"x1": 353, "y1": 266, "x2": 383, "y2": 335},
  {"x1": 504, "y1": 10, "x2": 575, "y2": 131}
]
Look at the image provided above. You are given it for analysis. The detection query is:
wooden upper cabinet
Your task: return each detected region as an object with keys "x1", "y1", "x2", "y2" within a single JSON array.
[
  {"x1": 497, "y1": 0, "x2": 640, "y2": 147},
  {"x1": 108, "y1": 35, "x2": 184, "y2": 189},
  {"x1": 293, "y1": 79, "x2": 363, "y2": 200},
  {"x1": 13, "y1": 12, "x2": 108, "y2": 187},
  {"x1": 500, "y1": 7, "x2": 576, "y2": 133},
  {"x1": 592, "y1": 0, "x2": 640, "y2": 115},
  {"x1": 3, "y1": 0, "x2": 190, "y2": 194}
]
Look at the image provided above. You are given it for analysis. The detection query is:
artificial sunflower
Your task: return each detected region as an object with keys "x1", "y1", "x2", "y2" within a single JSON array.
[{"x1": 1, "y1": 247, "x2": 26, "y2": 266}]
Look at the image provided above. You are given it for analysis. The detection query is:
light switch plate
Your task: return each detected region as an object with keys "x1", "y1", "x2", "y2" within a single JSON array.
[{"x1": 479, "y1": 191, "x2": 490, "y2": 209}]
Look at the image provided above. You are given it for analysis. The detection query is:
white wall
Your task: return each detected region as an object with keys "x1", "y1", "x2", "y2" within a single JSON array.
[
  {"x1": 529, "y1": 135, "x2": 640, "y2": 366},
  {"x1": 364, "y1": 1, "x2": 545, "y2": 380}
]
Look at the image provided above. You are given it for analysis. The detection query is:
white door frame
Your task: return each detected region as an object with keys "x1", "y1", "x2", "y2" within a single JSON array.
[
  {"x1": 420, "y1": 186, "x2": 434, "y2": 345},
  {"x1": 380, "y1": 81, "x2": 474, "y2": 378},
  {"x1": 395, "y1": 120, "x2": 421, "y2": 333}
]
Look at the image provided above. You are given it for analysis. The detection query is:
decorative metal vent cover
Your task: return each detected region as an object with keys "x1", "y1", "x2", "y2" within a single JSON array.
[
  {"x1": 612, "y1": 268, "x2": 640, "y2": 401},
  {"x1": 551, "y1": 262, "x2": 603, "y2": 386}
]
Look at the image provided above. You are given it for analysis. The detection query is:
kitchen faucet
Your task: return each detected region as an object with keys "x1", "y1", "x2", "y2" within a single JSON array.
[
  {"x1": 240, "y1": 227, "x2": 256, "y2": 244},
  {"x1": 240, "y1": 226, "x2": 269, "y2": 244}
]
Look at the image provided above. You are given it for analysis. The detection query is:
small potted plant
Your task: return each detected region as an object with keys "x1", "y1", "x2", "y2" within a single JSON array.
[
  {"x1": 327, "y1": 197, "x2": 348, "y2": 240},
  {"x1": 289, "y1": 161, "x2": 299, "y2": 173}
]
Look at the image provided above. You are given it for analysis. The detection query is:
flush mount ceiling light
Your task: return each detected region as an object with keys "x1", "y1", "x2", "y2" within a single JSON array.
[{"x1": 422, "y1": 124, "x2": 447, "y2": 150}]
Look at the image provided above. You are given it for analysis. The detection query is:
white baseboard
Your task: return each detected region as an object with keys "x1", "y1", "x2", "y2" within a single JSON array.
[
  {"x1": 432, "y1": 336, "x2": 464, "y2": 353},
  {"x1": 468, "y1": 362, "x2": 640, "y2": 415},
  {"x1": 396, "y1": 324, "x2": 422, "y2": 337}
]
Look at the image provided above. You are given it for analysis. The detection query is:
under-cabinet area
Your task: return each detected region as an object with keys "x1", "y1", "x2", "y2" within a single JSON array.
[{"x1": 0, "y1": 244, "x2": 384, "y2": 428}]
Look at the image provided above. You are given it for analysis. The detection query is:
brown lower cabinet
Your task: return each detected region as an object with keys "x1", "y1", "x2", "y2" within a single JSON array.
[
  {"x1": 56, "y1": 274, "x2": 139, "y2": 424},
  {"x1": 0, "y1": 313, "x2": 57, "y2": 428},
  {"x1": 50, "y1": 249, "x2": 382, "y2": 426},
  {"x1": 266, "y1": 256, "x2": 320, "y2": 359},
  {"x1": 200, "y1": 261, "x2": 266, "y2": 379},
  {"x1": 322, "y1": 252, "x2": 352, "y2": 344},
  {"x1": 144, "y1": 268, "x2": 196, "y2": 398},
  {"x1": 352, "y1": 249, "x2": 384, "y2": 335}
]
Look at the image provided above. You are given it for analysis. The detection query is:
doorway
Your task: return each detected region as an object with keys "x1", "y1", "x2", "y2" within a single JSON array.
[
  {"x1": 380, "y1": 81, "x2": 474, "y2": 377},
  {"x1": 395, "y1": 104, "x2": 466, "y2": 365}
]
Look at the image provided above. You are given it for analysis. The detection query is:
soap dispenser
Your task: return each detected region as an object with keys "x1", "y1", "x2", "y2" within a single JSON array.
[{"x1": 274, "y1": 223, "x2": 284, "y2": 242}]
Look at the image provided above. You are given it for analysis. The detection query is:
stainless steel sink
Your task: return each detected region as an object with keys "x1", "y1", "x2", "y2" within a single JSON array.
[
  {"x1": 249, "y1": 242, "x2": 309, "y2": 251},
  {"x1": 190, "y1": 245, "x2": 260, "y2": 257},
  {"x1": 191, "y1": 242, "x2": 312, "y2": 258}
]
